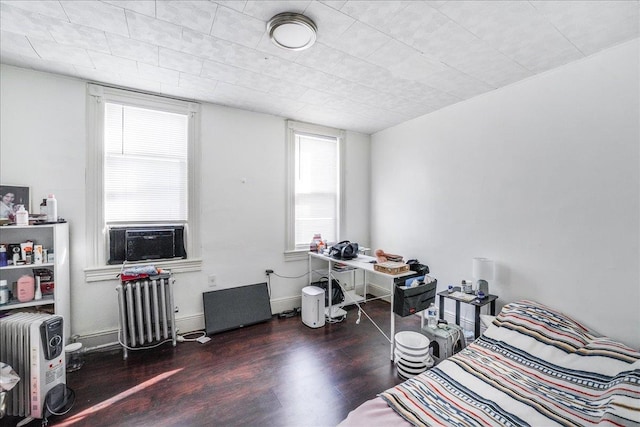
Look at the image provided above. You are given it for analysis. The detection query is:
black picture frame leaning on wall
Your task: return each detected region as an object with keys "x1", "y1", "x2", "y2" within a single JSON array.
[{"x1": 0, "y1": 185, "x2": 30, "y2": 220}]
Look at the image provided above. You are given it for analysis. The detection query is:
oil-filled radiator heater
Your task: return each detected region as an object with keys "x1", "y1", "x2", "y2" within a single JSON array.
[
  {"x1": 116, "y1": 269, "x2": 177, "y2": 360},
  {"x1": 0, "y1": 313, "x2": 67, "y2": 423}
]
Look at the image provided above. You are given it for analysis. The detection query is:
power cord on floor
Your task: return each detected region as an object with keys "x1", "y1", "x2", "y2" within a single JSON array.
[
  {"x1": 176, "y1": 330, "x2": 207, "y2": 342},
  {"x1": 45, "y1": 386, "x2": 75, "y2": 417},
  {"x1": 278, "y1": 307, "x2": 301, "y2": 318},
  {"x1": 332, "y1": 278, "x2": 391, "y2": 343},
  {"x1": 117, "y1": 329, "x2": 176, "y2": 351}
]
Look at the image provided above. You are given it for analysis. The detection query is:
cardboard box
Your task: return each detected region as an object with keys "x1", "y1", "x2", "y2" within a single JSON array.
[{"x1": 374, "y1": 261, "x2": 409, "y2": 274}]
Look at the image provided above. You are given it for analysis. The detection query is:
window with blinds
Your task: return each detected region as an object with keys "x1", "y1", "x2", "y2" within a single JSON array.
[
  {"x1": 294, "y1": 133, "x2": 339, "y2": 247},
  {"x1": 286, "y1": 120, "x2": 344, "y2": 254},
  {"x1": 86, "y1": 84, "x2": 200, "y2": 274},
  {"x1": 103, "y1": 103, "x2": 188, "y2": 223}
]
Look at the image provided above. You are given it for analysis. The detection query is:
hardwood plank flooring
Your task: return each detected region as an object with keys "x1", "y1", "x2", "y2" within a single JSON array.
[{"x1": 3, "y1": 299, "x2": 424, "y2": 427}]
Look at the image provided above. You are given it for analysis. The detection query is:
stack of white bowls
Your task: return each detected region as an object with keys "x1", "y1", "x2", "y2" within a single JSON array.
[{"x1": 394, "y1": 331, "x2": 433, "y2": 379}]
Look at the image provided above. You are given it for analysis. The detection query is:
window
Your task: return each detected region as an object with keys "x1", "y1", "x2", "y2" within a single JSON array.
[
  {"x1": 86, "y1": 85, "x2": 201, "y2": 280},
  {"x1": 103, "y1": 103, "x2": 188, "y2": 223},
  {"x1": 286, "y1": 121, "x2": 344, "y2": 258}
]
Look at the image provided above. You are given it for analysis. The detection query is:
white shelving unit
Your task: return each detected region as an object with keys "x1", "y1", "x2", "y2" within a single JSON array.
[
  {"x1": 308, "y1": 264, "x2": 366, "y2": 309},
  {"x1": 0, "y1": 222, "x2": 70, "y2": 340}
]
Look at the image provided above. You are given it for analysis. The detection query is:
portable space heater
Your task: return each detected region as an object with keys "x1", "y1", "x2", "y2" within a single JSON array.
[
  {"x1": 0, "y1": 313, "x2": 67, "y2": 422},
  {"x1": 116, "y1": 271, "x2": 177, "y2": 360}
]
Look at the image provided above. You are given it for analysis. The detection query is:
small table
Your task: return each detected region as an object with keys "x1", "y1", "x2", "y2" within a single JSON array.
[{"x1": 438, "y1": 287, "x2": 498, "y2": 338}]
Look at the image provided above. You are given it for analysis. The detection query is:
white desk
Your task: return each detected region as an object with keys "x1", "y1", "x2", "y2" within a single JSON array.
[{"x1": 308, "y1": 252, "x2": 417, "y2": 360}]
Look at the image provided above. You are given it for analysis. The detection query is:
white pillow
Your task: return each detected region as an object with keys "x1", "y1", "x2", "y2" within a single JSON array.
[{"x1": 480, "y1": 314, "x2": 496, "y2": 329}]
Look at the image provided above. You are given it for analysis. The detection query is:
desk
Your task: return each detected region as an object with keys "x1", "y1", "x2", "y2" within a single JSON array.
[
  {"x1": 308, "y1": 252, "x2": 416, "y2": 360},
  {"x1": 437, "y1": 287, "x2": 497, "y2": 338}
]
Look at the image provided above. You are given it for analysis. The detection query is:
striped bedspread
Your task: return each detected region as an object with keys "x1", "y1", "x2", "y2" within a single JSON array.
[{"x1": 380, "y1": 301, "x2": 640, "y2": 426}]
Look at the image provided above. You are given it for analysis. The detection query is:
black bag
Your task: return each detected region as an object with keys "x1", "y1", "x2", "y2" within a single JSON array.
[
  {"x1": 312, "y1": 277, "x2": 345, "y2": 307},
  {"x1": 406, "y1": 259, "x2": 429, "y2": 275},
  {"x1": 329, "y1": 241, "x2": 359, "y2": 260},
  {"x1": 393, "y1": 276, "x2": 437, "y2": 317}
]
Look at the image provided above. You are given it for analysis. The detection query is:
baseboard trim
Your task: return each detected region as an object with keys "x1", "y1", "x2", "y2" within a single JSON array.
[
  {"x1": 80, "y1": 291, "x2": 475, "y2": 351},
  {"x1": 81, "y1": 297, "x2": 305, "y2": 352},
  {"x1": 270, "y1": 294, "x2": 302, "y2": 314}
]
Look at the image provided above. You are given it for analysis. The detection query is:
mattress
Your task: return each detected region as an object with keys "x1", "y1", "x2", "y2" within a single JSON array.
[{"x1": 339, "y1": 300, "x2": 640, "y2": 426}]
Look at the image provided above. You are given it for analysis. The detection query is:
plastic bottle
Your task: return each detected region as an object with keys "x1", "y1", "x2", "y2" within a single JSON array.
[
  {"x1": 15, "y1": 205, "x2": 29, "y2": 226},
  {"x1": 34, "y1": 276, "x2": 42, "y2": 300},
  {"x1": 317, "y1": 239, "x2": 325, "y2": 254},
  {"x1": 0, "y1": 246, "x2": 7, "y2": 267},
  {"x1": 426, "y1": 303, "x2": 438, "y2": 328},
  {"x1": 0, "y1": 280, "x2": 8, "y2": 304},
  {"x1": 310, "y1": 233, "x2": 322, "y2": 252},
  {"x1": 17, "y1": 275, "x2": 35, "y2": 302},
  {"x1": 46, "y1": 194, "x2": 58, "y2": 222}
]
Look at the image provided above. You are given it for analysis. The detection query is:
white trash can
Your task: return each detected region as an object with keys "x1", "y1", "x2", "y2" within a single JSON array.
[{"x1": 302, "y1": 286, "x2": 325, "y2": 328}]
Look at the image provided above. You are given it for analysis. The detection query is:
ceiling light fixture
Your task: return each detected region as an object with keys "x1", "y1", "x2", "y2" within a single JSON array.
[{"x1": 267, "y1": 12, "x2": 317, "y2": 51}]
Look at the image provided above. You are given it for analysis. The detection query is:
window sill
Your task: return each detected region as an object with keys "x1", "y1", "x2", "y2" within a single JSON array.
[
  {"x1": 284, "y1": 250, "x2": 310, "y2": 262},
  {"x1": 85, "y1": 258, "x2": 202, "y2": 282}
]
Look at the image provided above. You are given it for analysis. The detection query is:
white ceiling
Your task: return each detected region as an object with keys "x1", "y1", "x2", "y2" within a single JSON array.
[{"x1": 1, "y1": 1, "x2": 638, "y2": 134}]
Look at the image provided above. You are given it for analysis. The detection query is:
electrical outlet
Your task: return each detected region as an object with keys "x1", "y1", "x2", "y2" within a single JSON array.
[{"x1": 208, "y1": 274, "x2": 217, "y2": 287}]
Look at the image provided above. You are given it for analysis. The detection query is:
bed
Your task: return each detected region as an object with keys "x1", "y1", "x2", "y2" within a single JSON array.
[{"x1": 339, "y1": 300, "x2": 640, "y2": 426}]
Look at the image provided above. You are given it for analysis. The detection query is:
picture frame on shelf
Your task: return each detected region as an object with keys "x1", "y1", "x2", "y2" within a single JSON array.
[{"x1": 0, "y1": 185, "x2": 30, "y2": 220}]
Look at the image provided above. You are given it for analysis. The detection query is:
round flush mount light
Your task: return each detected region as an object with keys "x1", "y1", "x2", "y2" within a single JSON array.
[{"x1": 267, "y1": 12, "x2": 317, "y2": 51}]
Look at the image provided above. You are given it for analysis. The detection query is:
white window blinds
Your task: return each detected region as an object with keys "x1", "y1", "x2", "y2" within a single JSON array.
[
  {"x1": 104, "y1": 103, "x2": 188, "y2": 223},
  {"x1": 294, "y1": 133, "x2": 339, "y2": 247}
]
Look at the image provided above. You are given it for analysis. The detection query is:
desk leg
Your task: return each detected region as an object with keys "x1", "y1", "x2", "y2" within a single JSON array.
[
  {"x1": 439, "y1": 295, "x2": 444, "y2": 320},
  {"x1": 474, "y1": 306, "x2": 481, "y2": 338},
  {"x1": 363, "y1": 270, "x2": 368, "y2": 303},
  {"x1": 390, "y1": 282, "x2": 395, "y2": 361},
  {"x1": 455, "y1": 301, "x2": 461, "y2": 325},
  {"x1": 328, "y1": 263, "x2": 333, "y2": 319},
  {"x1": 490, "y1": 300, "x2": 496, "y2": 315}
]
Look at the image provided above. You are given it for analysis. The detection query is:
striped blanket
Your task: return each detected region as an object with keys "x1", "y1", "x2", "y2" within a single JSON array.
[{"x1": 380, "y1": 300, "x2": 640, "y2": 426}]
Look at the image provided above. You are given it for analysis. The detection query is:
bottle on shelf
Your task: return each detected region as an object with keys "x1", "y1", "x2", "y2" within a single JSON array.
[
  {"x1": 34, "y1": 276, "x2": 42, "y2": 300},
  {"x1": 0, "y1": 245, "x2": 7, "y2": 267},
  {"x1": 46, "y1": 194, "x2": 58, "y2": 222},
  {"x1": 17, "y1": 275, "x2": 35, "y2": 302},
  {"x1": 15, "y1": 205, "x2": 29, "y2": 226},
  {"x1": 426, "y1": 303, "x2": 438, "y2": 328},
  {"x1": 0, "y1": 280, "x2": 8, "y2": 304}
]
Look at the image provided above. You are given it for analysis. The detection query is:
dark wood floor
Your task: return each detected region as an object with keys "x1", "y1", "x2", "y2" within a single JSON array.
[{"x1": 3, "y1": 299, "x2": 423, "y2": 427}]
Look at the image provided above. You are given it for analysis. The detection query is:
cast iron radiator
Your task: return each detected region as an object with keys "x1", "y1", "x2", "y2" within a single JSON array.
[{"x1": 116, "y1": 271, "x2": 176, "y2": 360}]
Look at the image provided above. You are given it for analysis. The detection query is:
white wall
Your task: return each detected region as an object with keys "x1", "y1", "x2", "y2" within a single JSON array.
[
  {"x1": 371, "y1": 40, "x2": 640, "y2": 348},
  {"x1": 0, "y1": 65, "x2": 371, "y2": 345}
]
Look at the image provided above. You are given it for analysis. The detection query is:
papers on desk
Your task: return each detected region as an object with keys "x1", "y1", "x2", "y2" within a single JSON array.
[
  {"x1": 332, "y1": 263, "x2": 355, "y2": 272},
  {"x1": 449, "y1": 291, "x2": 477, "y2": 302}
]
